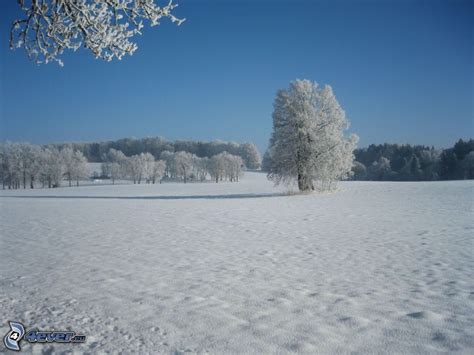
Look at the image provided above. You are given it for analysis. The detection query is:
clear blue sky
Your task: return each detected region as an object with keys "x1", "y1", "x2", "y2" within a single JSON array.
[{"x1": 0, "y1": 0, "x2": 472, "y2": 154}]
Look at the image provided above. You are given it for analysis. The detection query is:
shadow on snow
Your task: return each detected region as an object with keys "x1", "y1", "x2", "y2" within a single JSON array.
[{"x1": 0, "y1": 192, "x2": 291, "y2": 200}]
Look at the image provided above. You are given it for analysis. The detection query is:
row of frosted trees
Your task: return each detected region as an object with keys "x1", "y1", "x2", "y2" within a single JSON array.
[
  {"x1": 55, "y1": 138, "x2": 261, "y2": 170},
  {"x1": 1, "y1": 142, "x2": 246, "y2": 189},
  {"x1": 0, "y1": 143, "x2": 89, "y2": 189},
  {"x1": 102, "y1": 149, "x2": 244, "y2": 184}
]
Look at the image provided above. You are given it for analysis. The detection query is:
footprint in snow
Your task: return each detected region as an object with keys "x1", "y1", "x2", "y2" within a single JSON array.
[
  {"x1": 432, "y1": 331, "x2": 447, "y2": 342},
  {"x1": 407, "y1": 311, "x2": 425, "y2": 319}
]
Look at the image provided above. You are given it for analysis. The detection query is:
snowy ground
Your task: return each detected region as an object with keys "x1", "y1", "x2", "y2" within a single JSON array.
[{"x1": 0, "y1": 172, "x2": 473, "y2": 354}]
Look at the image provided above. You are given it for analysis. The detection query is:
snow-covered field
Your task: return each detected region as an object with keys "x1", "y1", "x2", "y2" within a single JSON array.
[{"x1": 1, "y1": 172, "x2": 473, "y2": 354}]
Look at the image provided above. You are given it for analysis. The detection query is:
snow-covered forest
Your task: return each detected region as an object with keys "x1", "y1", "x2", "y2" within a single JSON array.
[{"x1": 350, "y1": 139, "x2": 474, "y2": 181}]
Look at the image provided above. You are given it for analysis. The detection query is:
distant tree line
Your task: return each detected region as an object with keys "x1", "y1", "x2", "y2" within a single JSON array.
[
  {"x1": 0, "y1": 142, "x2": 246, "y2": 189},
  {"x1": 352, "y1": 139, "x2": 474, "y2": 181},
  {"x1": 52, "y1": 137, "x2": 261, "y2": 169},
  {"x1": 262, "y1": 139, "x2": 474, "y2": 181}
]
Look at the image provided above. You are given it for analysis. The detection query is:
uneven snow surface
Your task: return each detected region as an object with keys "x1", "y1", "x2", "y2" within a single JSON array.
[{"x1": 1, "y1": 173, "x2": 473, "y2": 354}]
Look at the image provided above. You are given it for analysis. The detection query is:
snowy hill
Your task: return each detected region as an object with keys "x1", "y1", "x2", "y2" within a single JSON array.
[{"x1": 0, "y1": 172, "x2": 473, "y2": 353}]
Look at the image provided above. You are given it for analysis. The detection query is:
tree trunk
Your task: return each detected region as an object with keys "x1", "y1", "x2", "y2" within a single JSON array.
[{"x1": 297, "y1": 173, "x2": 313, "y2": 192}]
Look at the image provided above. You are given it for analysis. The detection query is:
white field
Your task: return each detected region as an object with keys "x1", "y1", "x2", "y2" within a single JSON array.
[{"x1": 0, "y1": 172, "x2": 473, "y2": 354}]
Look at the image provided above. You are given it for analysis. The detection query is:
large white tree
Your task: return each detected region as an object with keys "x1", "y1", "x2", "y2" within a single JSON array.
[
  {"x1": 267, "y1": 79, "x2": 358, "y2": 192},
  {"x1": 10, "y1": 0, "x2": 185, "y2": 66}
]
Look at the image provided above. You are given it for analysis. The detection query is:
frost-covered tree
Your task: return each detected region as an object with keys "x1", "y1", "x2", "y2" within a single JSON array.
[
  {"x1": 209, "y1": 153, "x2": 225, "y2": 183},
  {"x1": 409, "y1": 155, "x2": 422, "y2": 181},
  {"x1": 26, "y1": 145, "x2": 44, "y2": 188},
  {"x1": 62, "y1": 146, "x2": 90, "y2": 186},
  {"x1": 108, "y1": 162, "x2": 122, "y2": 183},
  {"x1": 11, "y1": 0, "x2": 185, "y2": 66},
  {"x1": 141, "y1": 152, "x2": 156, "y2": 183},
  {"x1": 1, "y1": 143, "x2": 42, "y2": 189},
  {"x1": 267, "y1": 79, "x2": 358, "y2": 192},
  {"x1": 196, "y1": 157, "x2": 210, "y2": 182},
  {"x1": 150, "y1": 160, "x2": 166, "y2": 184},
  {"x1": 351, "y1": 161, "x2": 367, "y2": 180},
  {"x1": 61, "y1": 146, "x2": 76, "y2": 187},
  {"x1": 41, "y1": 147, "x2": 64, "y2": 188},
  {"x1": 1, "y1": 143, "x2": 22, "y2": 189},
  {"x1": 238, "y1": 143, "x2": 261, "y2": 169},
  {"x1": 174, "y1": 151, "x2": 193, "y2": 183},
  {"x1": 126, "y1": 154, "x2": 147, "y2": 184},
  {"x1": 102, "y1": 148, "x2": 127, "y2": 184},
  {"x1": 419, "y1": 149, "x2": 441, "y2": 180},
  {"x1": 160, "y1": 150, "x2": 176, "y2": 179},
  {"x1": 222, "y1": 152, "x2": 243, "y2": 182},
  {"x1": 207, "y1": 152, "x2": 243, "y2": 183},
  {"x1": 17, "y1": 143, "x2": 33, "y2": 188},
  {"x1": 0, "y1": 145, "x2": 8, "y2": 189},
  {"x1": 368, "y1": 157, "x2": 392, "y2": 181},
  {"x1": 71, "y1": 151, "x2": 90, "y2": 186}
]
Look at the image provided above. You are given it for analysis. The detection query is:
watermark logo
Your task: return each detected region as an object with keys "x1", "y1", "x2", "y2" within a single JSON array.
[
  {"x1": 3, "y1": 321, "x2": 86, "y2": 351},
  {"x1": 3, "y1": 322, "x2": 25, "y2": 351}
]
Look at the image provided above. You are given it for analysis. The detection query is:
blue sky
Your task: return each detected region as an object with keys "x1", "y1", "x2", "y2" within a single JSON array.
[{"x1": 0, "y1": 0, "x2": 472, "y2": 154}]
